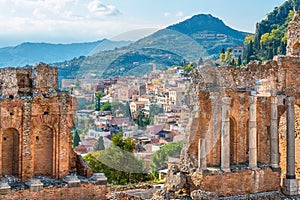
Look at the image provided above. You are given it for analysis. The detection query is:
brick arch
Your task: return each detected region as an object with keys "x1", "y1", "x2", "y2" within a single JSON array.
[
  {"x1": 2, "y1": 128, "x2": 20, "y2": 177},
  {"x1": 278, "y1": 105, "x2": 300, "y2": 191},
  {"x1": 33, "y1": 124, "x2": 54, "y2": 177}
]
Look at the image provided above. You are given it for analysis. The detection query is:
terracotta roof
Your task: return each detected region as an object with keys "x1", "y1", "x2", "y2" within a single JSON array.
[
  {"x1": 74, "y1": 145, "x2": 88, "y2": 154},
  {"x1": 148, "y1": 124, "x2": 165, "y2": 135},
  {"x1": 111, "y1": 117, "x2": 130, "y2": 126}
]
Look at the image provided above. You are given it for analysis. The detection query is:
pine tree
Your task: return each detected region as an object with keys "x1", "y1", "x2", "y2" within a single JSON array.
[
  {"x1": 73, "y1": 129, "x2": 81, "y2": 148},
  {"x1": 96, "y1": 136, "x2": 105, "y2": 151}
]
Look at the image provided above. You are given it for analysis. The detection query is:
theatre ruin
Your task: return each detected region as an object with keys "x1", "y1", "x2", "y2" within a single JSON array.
[
  {"x1": 164, "y1": 10, "x2": 300, "y2": 198},
  {"x1": 0, "y1": 63, "x2": 90, "y2": 182}
]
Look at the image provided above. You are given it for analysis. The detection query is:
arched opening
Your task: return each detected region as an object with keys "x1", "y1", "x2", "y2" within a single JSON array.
[
  {"x1": 230, "y1": 117, "x2": 237, "y2": 164},
  {"x1": 34, "y1": 125, "x2": 53, "y2": 177},
  {"x1": 2, "y1": 128, "x2": 19, "y2": 176}
]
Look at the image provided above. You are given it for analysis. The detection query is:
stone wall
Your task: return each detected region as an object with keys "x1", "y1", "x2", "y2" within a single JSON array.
[
  {"x1": 286, "y1": 11, "x2": 300, "y2": 56},
  {"x1": 279, "y1": 105, "x2": 300, "y2": 192},
  {"x1": 0, "y1": 63, "x2": 91, "y2": 181},
  {"x1": 0, "y1": 183, "x2": 106, "y2": 200},
  {"x1": 166, "y1": 10, "x2": 300, "y2": 198},
  {"x1": 196, "y1": 168, "x2": 280, "y2": 196}
]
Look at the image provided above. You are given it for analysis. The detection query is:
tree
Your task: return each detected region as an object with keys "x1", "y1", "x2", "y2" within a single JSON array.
[
  {"x1": 246, "y1": 40, "x2": 254, "y2": 63},
  {"x1": 111, "y1": 132, "x2": 135, "y2": 152},
  {"x1": 221, "y1": 48, "x2": 225, "y2": 54},
  {"x1": 183, "y1": 63, "x2": 196, "y2": 73},
  {"x1": 95, "y1": 136, "x2": 105, "y2": 151},
  {"x1": 72, "y1": 129, "x2": 81, "y2": 148},
  {"x1": 100, "y1": 102, "x2": 111, "y2": 111},
  {"x1": 111, "y1": 102, "x2": 130, "y2": 117},
  {"x1": 244, "y1": 34, "x2": 254, "y2": 46},
  {"x1": 237, "y1": 55, "x2": 242, "y2": 66},
  {"x1": 135, "y1": 110, "x2": 151, "y2": 128},
  {"x1": 149, "y1": 104, "x2": 164, "y2": 118},
  {"x1": 150, "y1": 141, "x2": 183, "y2": 178},
  {"x1": 84, "y1": 133, "x2": 150, "y2": 184},
  {"x1": 94, "y1": 91, "x2": 103, "y2": 111}
]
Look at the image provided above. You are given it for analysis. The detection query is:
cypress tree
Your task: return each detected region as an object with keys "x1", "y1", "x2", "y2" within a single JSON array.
[
  {"x1": 73, "y1": 130, "x2": 81, "y2": 148},
  {"x1": 96, "y1": 136, "x2": 105, "y2": 151}
]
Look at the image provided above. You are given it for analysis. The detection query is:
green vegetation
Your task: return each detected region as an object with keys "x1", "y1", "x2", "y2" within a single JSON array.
[
  {"x1": 94, "y1": 91, "x2": 104, "y2": 111},
  {"x1": 183, "y1": 62, "x2": 197, "y2": 73},
  {"x1": 149, "y1": 104, "x2": 164, "y2": 118},
  {"x1": 135, "y1": 110, "x2": 151, "y2": 128},
  {"x1": 100, "y1": 102, "x2": 112, "y2": 111},
  {"x1": 150, "y1": 141, "x2": 183, "y2": 178},
  {"x1": 219, "y1": 47, "x2": 243, "y2": 67},
  {"x1": 245, "y1": 0, "x2": 300, "y2": 62},
  {"x1": 95, "y1": 136, "x2": 105, "y2": 151},
  {"x1": 72, "y1": 129, "x2": 81, "y2": 148},
  {"x1": 218, "y1": 0, "x2": 299, "y2": 66},
  {"x1": 84, "y1": 133, "x2": 150, "y2": 184},
  {"x1": 111, "y1": 102, "x2": 131, "y2": 117}
]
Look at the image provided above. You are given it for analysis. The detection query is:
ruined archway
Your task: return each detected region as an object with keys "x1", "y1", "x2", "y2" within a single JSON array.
[
  {"x1": 2, "y1": 128, "x2": 20, "y2": 176},
  {"x1": 279, "y1": 105, "x2": 300, "y2": 191},
  {"x1": 230, "y1": 117, "x2": 237, "y2": 164},
  {"x1": 34, "y1": 125, "x2": 54, "y2": 177}
]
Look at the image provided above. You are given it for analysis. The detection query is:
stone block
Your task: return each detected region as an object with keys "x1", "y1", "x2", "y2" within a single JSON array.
[
  {"x1": 89, "y1": 173, "x2": 107, "y2": 185},
  {"x1": 0, "y1": 182, "x2": 11, "y2": 195},
  {"x1": 282, "y1": 178, "x2": 299, "y2": 196},
  {"x1": 26, "y1": 178, "x2": 43, "y2": 192},
  {"x1": 64, "y1": 175, "x2": 81, "y2": 188}
]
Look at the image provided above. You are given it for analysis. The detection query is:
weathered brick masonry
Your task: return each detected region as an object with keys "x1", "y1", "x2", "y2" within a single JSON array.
[
  {"x1": 0, "y1": 63, "x2": 90, "y2": 181},
  {"x1": 165, "y1": 11, "x2": 300, "y2": 197}
]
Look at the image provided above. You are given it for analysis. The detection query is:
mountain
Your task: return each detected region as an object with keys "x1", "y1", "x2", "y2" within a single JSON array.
[
  {"x1": 57, "y1": 13, "x2": 249, "y2": 78},
  {"x1": 166, "y1": 14, "x2": 248, "y2": 56},
  {"x1": 0, "y1": 39, "x2": 132, "y2": 67},
  {"x1": 88, "y1": 39, "x2": 132, "y2": 55}
]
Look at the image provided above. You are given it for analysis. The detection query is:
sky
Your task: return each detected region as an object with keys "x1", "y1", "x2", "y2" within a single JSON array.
[{"x1": 0, "y1": 0, "x2": 287, "y2": 47}]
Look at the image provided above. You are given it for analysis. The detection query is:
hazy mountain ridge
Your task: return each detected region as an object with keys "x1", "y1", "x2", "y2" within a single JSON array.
[{"x1": 0, "y1": 39, "x2": 132, "y2": 67}]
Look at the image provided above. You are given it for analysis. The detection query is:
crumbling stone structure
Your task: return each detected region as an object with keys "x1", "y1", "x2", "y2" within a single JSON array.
[
  {"x1": 0, "y1": 62, "x2": 90, "y2": 181},
  {"x1": 165, "y1": 11, "x2": 300, "y2": 198}
]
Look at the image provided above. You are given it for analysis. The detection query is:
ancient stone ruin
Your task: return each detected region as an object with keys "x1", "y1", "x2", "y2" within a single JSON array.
[
  {"x1": 164, "y1": 10, "x2": 300, "y2": 198},
  {"x1": 0, "y1": 62, "x2": 90, "y2": 181}
]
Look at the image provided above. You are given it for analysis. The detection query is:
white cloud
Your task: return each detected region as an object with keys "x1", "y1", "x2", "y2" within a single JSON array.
[
  {"x1": 164, "y1": 12, "x2": 170, "y2": 17},
  {"x1": 176, "y1": 11, "x2": 184, "y2": 17},
  {"x1": 0, "y1": 0, "x2": 128, "y2": 46},
  {"x1": 88, "y1": 0, "x2": 121, "y2": 17}
]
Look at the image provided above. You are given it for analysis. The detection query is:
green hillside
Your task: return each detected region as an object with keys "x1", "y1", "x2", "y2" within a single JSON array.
[{"x1": 246, "y1": 0, "x2": 300, "y2": 61}]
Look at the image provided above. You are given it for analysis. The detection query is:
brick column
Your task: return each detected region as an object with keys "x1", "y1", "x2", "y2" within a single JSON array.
[
  {"x1": 198, "y1": 138, "x2": 207, "y2": 170},
  {"x1": 283, "y1": 97, "x2": 298, "y2": 196},
  {"x1": 270, "y1": 91, "x2": 279, "y2": 169},
  {"x1": 221, "y1": 97, "x2": 231, "y2": 172},
  {"x1": 249, "y1": 96, "x2": 257, "y2": 169}
]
